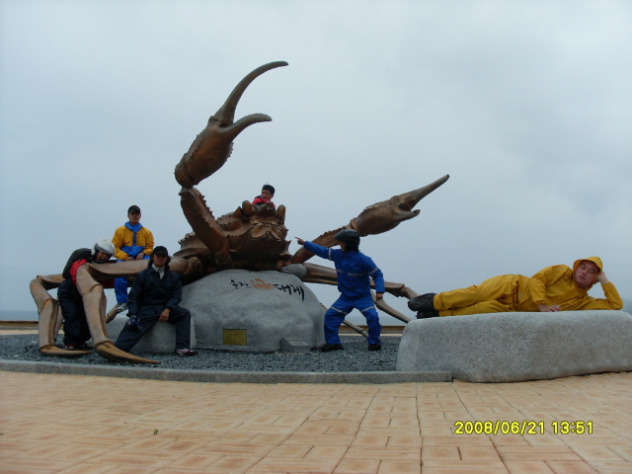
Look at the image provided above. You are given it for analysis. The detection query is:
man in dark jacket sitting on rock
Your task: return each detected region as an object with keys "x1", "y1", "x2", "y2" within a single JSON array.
[{"x1": 115, "y1": 246, "x2": 197, "y2": 357}]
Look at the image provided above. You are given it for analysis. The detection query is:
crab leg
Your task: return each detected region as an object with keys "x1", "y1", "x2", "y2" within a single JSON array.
[
  {"x1": 373, "y1": 292, "x2": 412, "y2": 324},
  {"x1": 292, "y1": 174, "x2": 450, "y2": 263},
  {"x1": 65, "y1": 265, "x2": 157, "y2": 364},
  {"x1": 303, "y1": 263, "x2": 418, "y2": 299},
  {"x1": 316, "y1": 301, "x2": 369, "y2": 338},
  {"x1": 30, "y1": 275, "x2": 88, "y2": 356},
  {"x1": 32, "y1": 258, "x2": 201, "y2": 364},
  {"x1": 175, "y1": 61, "x2": 288, "y2": 267},
  {"x1": 342, "y1": 320, "x2": 370, "y2": 338}
]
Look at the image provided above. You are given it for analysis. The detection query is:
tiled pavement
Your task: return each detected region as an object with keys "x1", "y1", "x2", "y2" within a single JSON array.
[{"x1": 1, "y1": 371, "x2": 631, "y2": 473}]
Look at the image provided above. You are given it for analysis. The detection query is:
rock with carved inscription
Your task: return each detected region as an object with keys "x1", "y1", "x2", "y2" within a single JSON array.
[{"x1": 182, "y1": 268, "x2": 325, "y2": 352}]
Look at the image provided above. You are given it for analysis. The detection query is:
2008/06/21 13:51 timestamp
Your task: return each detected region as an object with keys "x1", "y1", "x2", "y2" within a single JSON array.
[{"x1": 454, "y1": 420, "x2": 594, "y2": 435}]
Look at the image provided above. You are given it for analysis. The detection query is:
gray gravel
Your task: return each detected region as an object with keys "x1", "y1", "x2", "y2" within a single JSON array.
[{"x1": 0, "y1": 334, "x2": 400, "y2": 372}]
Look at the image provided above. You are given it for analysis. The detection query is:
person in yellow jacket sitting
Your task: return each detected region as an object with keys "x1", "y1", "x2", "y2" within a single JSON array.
[
  {"x1": 110, "y1": 205, "x2": 154, "y2": 314},
  {"x1": 408, "y1": 257, "x2": 623, "y2": 318}
]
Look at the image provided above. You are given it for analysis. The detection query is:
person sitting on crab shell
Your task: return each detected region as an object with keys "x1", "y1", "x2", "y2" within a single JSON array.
[
  {"x1": 110, "y1": 204, "x2": 154, "y2": 315},
  {"x1": 58, "y1": 239, "x2": 115, "y2": 350},
  {"x1": 252, "y1": 183, "x2": 276, "y2": 210}
]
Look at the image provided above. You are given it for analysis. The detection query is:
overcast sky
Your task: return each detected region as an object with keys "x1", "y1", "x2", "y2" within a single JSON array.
[{"x1": 1, "y1": 0, "x2": 630, "y2": 321}]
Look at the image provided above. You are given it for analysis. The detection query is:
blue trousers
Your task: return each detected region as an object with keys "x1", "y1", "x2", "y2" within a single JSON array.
[
  {"x1": 114, "y1": 255, "x2": 149, "y2": 304},
  {"x1": 324, "y1": 295, "x2": 381, "y2": 345}
]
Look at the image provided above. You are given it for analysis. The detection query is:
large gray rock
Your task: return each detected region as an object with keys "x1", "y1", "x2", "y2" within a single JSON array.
[
  {"x1": 182, "y1": 268, "x2": 325, "y2": 352},
  {"x1": 106, "y1": 315, "x2": 196, "y2": 354},
  {"x1": 396, "y1": 311, "x2": 632, "y2": 382}
]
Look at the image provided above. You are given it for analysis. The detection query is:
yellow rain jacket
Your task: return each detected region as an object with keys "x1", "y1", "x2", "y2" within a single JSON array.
[
  {"x1": 111, "y1": 225, "x2": 154, "y2": 261},
  {"x1": 435, "y1": 256, "x2": 623, "y2": 316}
]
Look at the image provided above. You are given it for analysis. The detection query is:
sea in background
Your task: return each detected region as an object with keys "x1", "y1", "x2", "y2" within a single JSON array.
[
  {"x1": 3, "y1": 301, "x2": 631, "y2": 323},
  {"x1": 1, "y1": 310, "x2": 38, "y2": 321},
  {"x1": 0, "y1": 308, "x2": 385, "y2": 326}
]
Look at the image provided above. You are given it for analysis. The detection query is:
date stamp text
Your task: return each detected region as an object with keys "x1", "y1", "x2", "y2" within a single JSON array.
[{"x1": 454, "y1": 420, "x2": 593, "y2": 435}]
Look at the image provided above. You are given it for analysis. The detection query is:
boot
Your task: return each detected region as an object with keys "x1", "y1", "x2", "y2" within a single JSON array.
[{"x1": 408, "y1": 293, "x2": 437, "y2": 312}]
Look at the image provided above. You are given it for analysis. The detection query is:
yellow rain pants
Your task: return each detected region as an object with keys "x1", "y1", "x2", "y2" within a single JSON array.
[{"x1": 434, "y1": 274, "x2": 535, "y2": 316}]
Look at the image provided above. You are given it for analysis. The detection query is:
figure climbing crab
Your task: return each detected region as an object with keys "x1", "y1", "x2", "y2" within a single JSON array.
[{"x1": 30, "y1": 61, "x2": 449, "y2": 364}]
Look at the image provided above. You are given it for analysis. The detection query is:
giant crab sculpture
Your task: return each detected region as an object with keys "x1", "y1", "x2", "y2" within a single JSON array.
[{"x1": 31, "y1": 61, "x2": 449, "y2": 364}]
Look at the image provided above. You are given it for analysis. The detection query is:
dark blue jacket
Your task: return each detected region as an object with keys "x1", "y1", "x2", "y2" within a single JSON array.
[
  {"x1": 304, "y1": 241, "x2": 385, "y2": 299},
  {"x1": 127, "y1": 264, "x2": 183, "y2": 317}
]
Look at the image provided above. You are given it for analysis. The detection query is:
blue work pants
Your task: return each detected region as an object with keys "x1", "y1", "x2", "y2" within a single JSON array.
[
  {"x1": 114, "y1": 255, "x2": 149, "y2": 304},
  {"x1": 324, "y1": 295, "x2": 381, "y2": 345}
]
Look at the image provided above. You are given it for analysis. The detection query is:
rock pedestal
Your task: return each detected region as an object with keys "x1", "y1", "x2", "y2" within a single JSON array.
[
  {"x1": 396, "y1": 311, "x2": 632, "y2": 382},
  {"x1": 107, "y1": 315, "x2": 196, "y2": 354},
  {"x1": 182, "y1": 267, "x2": 325, "y2": 353}
]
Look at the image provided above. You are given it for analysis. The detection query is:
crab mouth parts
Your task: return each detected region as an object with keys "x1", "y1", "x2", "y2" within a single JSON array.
[
  {"x1": 397, "y1": 200, "x2": 414, "y2": 212},
  {"x1": 228, "y1": 222, "x2": 288, "y2": 256},
  {"x1": 251, "y1": 223, "x2": 286, "y2": 241},
  {"x1": 230, "y1": 226, "x2": 289, "y2": 264},
  {"x1": 391, "y1": 196, "x2": 421, "y2": 220}
]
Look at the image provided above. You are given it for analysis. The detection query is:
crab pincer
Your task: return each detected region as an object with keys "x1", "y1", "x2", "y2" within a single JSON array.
[
  {"x1": 351, "y1": 174, "x2": 450, "y2": 235},
  {"x1": 175, "y1": 61, "x2": 288, "y2": 188},
  {"x1": 292, "y1": 174, "x2": 450, "y2": 263}
]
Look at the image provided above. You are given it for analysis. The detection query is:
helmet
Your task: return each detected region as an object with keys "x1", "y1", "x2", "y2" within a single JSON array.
[
  {"x1": 334, "y1": 229, "x2": 360, "y2": 251},
  {"x1": 334, "y1": 229, "x2": 360, "y2": 243},
  {"x1": 93, "y1": 239, "x2": 115, "y2": 257}
]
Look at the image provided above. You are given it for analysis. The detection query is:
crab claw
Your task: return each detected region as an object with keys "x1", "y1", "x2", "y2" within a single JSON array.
[
  {"x1": 175, "y1": 61, "x2": 289, "y2": 188},
  {"x1": 351, "y1": 174, "x2": 450, "y2": 235},
  {"x1": 292, "y1": 175, "x2": 449, "y2": 264}
]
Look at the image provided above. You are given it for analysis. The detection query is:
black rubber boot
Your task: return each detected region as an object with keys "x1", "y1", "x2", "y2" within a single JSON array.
[
  {"x1": 416, "y1": 310, "x2": 440, "y2": 319},
  {"x1": 407, "y1": 293, "x2": 437, "y2": 312},
  {"x1": 321, "y1": 343, "x2": 344, "y2": 352}
]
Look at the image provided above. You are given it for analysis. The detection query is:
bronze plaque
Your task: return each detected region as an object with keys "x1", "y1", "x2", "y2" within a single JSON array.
[{"x1": 223, "y1": 329, "x2": 247, "y2": 346}]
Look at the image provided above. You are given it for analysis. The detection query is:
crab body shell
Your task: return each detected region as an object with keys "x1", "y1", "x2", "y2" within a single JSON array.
[{"x1": 176, "y1": 203, "x2": 291, "y2": 273}]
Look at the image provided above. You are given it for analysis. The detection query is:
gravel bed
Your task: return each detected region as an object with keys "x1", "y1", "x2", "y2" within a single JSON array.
[{"x1": 0, "y1": 334, "x2": 400, "y2": 372}]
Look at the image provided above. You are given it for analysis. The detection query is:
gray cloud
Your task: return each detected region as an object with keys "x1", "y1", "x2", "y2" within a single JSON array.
[{"x1": 1, "y1": 1, "x2": 630, "y2": 320}]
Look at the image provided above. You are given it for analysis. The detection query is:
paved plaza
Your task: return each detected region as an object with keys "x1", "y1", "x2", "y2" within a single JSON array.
[{"x1": 1, "y1": 369, "x2": 631, "y2": 473}]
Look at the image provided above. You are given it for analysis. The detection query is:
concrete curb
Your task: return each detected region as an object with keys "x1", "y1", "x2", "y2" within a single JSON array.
[{"x1": 0, "y1": 359, "x2": 451, "y2": 384}]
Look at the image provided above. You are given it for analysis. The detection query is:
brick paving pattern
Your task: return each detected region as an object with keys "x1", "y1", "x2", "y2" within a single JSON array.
[{"x1": 0, "y1": 371, "x2": 630, "y2": 473}]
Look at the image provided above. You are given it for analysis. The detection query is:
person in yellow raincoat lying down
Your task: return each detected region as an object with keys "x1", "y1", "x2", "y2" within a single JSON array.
[{"x1": 408, "y1": 256, "x2": 623, "y2": 318}]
